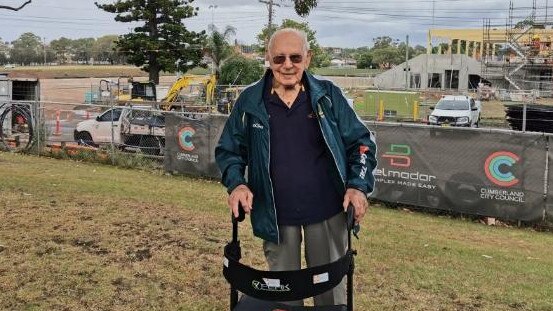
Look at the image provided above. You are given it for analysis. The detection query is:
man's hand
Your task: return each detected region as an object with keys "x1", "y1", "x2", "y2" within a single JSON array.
[
  {"x1": 343, "y1": 188, "x2": 369, "y2": 223},
  {"x1": 228, "y1": 184, "x2": 253, "y2": 218}
]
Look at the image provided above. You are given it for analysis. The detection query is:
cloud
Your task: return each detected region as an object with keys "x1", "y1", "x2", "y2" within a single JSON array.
[{"x1": 0, "y1": 0, "x2": 542, "y2": 48}]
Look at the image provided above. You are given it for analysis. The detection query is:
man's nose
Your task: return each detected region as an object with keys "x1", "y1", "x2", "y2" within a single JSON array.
[{"x1": 283, "y1": 57, "x2": 294, "y2": 67}]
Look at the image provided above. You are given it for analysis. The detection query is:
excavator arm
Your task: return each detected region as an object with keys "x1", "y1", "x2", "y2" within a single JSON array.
[{"x1": 160, "y1": 75, "x2": 217, "y2": 111}]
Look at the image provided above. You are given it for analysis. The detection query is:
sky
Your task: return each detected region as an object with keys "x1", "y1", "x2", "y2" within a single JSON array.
[{"x1": 0, "y1": 0, "x2": 546, "y2": 48}]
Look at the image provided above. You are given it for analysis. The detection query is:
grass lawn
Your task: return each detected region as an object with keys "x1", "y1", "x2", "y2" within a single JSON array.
[
  {"x1": 312, "y1": 67, "x2": 382, "y2": 77},
  {"x1": 1, "y1": 153, "x2": 552, "y2": 310}
]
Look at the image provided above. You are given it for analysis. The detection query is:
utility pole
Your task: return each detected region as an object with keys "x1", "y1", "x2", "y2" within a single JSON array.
[
  {"x1": 259, "y1": 0, "x2": 280, "y2": 50},
  {"x1": 546, "y1": 0, "x2": 549, "y2": 26}
]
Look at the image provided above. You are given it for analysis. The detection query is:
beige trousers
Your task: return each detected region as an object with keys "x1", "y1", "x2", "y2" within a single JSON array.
[{"x1": 262, "y1": 212, "x2": 348, "y2": 306}]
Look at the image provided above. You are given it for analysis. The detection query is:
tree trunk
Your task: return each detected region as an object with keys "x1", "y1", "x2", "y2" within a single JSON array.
[{"x1": 149, "y1": 60, "x2": 160, "y2": 84}]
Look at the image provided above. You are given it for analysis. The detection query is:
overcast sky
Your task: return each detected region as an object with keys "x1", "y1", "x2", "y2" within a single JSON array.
[{"x1": 0, "y1": 0, "x2": 545, "y2": 48}]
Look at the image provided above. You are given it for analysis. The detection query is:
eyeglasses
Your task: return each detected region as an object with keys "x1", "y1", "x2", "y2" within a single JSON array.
[{"x1": 272, "y1": 54, "x2": 303, "y2": 65}]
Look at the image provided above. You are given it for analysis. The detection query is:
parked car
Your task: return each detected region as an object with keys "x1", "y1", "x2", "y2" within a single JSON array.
[
  {"x1": 428, "y1": 95, "x2": 481, "y2": 127},
  {"x1": 74, "y1": 106, "x2": 165, "y2": 155}
]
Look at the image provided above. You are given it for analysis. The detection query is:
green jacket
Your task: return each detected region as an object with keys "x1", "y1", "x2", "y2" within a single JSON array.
[{"x1": 215, "y1": 71, "x2": 377, "y2": 243}]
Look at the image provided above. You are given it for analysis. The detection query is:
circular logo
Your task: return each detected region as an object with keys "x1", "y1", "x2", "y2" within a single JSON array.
[
  {"x1": 177, "y1": 126, "x2": 196, "y2": 151},
  {"x1": 484, "y1": 151, "x2": 520, "y2": 187}
]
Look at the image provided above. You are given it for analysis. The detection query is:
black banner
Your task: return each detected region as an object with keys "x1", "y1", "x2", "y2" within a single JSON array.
[
  {"x1": 546, "y1": 136, "x2": 553, "y2": 222},
  {"x1": 371, "y1": 124, "x2": 547, "y2": 221},
  {"x1": 164, "y1": 114, "x2": 226, "y2": 178},
  {"x1": 164, "y1": 115, "x2": 550, "y2": 222}
]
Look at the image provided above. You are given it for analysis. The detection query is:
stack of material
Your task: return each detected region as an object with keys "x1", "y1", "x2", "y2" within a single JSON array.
[{"x1": 505, "y1": 104, "x2": 553, "y2": 133}]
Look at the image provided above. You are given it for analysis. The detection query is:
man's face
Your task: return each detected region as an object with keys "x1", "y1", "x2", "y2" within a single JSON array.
[{"x1": 268, "y1": 32, "x2": 311, "y2": 88}]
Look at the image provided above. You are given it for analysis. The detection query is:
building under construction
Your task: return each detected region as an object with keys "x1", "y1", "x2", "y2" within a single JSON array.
[{"x1": 428, "y1": 1, "x2": 553, "y2": 96}]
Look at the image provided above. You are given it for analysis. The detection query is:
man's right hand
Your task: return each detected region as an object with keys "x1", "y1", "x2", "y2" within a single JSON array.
[{"x1": 228, "y1": 184, "x2": 253, "y2": 218}]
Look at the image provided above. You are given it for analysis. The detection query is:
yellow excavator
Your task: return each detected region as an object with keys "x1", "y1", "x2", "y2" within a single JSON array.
[{"x1": 160, "y1": 74, "x2": 217, "y2": 111}]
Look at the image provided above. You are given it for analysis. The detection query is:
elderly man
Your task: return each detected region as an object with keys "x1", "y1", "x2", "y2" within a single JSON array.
[{"x1": 215, "y1": 28, "x2": 377, "y2": 306}]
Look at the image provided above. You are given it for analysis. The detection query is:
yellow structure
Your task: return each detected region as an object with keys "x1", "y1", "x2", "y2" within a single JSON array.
[
  {"x1": 160, "y1": 74, "x2": 217, "y2": 111},
  {"x1": 427, "y1": 28, "x2": 553, "y2": 59}
]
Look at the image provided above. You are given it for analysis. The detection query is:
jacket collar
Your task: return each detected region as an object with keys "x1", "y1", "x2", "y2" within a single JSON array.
[{"x1": 240, "y1": 70, "x2": 328, "y2": 123}]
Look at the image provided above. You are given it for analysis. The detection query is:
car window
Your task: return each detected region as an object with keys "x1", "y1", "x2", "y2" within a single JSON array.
[
  {"x1": 435, "y1": 100, "x2": 469, "y2": 110},
  {"x1": 470, "y1": 99, "x2": 476, "y2": 109},
  {"x1": 98, "y1": 108, "x2": 123, "y2": 122}
]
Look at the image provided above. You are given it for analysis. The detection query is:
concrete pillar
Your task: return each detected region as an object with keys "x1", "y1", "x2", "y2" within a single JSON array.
[
  {"x1": 448, "y1": 39, "x2": 452, "y2": 55},
  {"x1": 465, "y1": 41, "x2": 470, "y2": 56},
  {"x1": 457, "y1": 39, "x2": 461, "y2": 54},
  {"x1": 492, "y1": 44, "x2": 496, "y2": 59},
  {"x1": 427, "y1": 31, "x2": 432, "y2": 54}
]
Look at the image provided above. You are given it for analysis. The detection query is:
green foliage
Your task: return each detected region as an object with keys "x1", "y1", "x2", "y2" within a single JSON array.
[
  {"x1": 49, "y1": 36, "x2": 124, "y2": 65},
  {"x1": 356, "y1": 51, "x2": 373, "y2": 69},
  {"x1": 256, "y1": 19, "x2": 324, "y2": 69},
  {"x1": 96, "y1": 0, "x2": 206, "y2": 84},
  {"x1": 373, "y1": 36, "x2": 398, "y2": 49},
  {"x1": 10, "y1": 32, "x2": 42, "y2": 65},
  {"x1": 292, "y1": 0, "x2": 318, "y2": 16},
  {"x1": 219, "y1": 56, "x2": 264, "y2": 85},
  {"x1": 366, "y1": 36, "x2": 426, "y2": 69},
  {"x1": 92, "y1": 35, "x2": 124, "y2": 64},
  {"x1": 371, "y1": 46, "x2": 403, "y2": 69},
  {"x1": 206, "y1": 25, "x2": 236, "y2": 80}
]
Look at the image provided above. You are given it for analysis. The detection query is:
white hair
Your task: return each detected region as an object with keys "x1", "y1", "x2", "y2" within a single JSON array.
[{"x1": 267, "y1": 28, "x2": 310, "y2": 56}]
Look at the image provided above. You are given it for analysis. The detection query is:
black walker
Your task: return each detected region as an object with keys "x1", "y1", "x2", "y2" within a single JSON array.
[{"x1": 223, "y1": 206, "x2": 358, "y2": 311}]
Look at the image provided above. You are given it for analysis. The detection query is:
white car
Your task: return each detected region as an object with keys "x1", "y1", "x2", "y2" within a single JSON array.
[{"x1": 428, "y1": 95, "x2": 481, "y2": 127}]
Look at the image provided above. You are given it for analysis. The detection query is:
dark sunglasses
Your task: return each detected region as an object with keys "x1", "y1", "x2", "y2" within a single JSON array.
[{"x1": 272, "y1": 54, "x2": 303, "y2": 64}]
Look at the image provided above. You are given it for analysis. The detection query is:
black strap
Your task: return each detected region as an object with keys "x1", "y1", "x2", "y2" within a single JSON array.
[{"x1": 223, "y1": 247, "x2": 353, "y2": 302}]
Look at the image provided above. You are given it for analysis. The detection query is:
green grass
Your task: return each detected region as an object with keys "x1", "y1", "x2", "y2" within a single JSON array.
[
  {"x1": 1, "y1": 152, "x2": 553, "y2": 310},
  {"x1": 312, "y1": 67, "x2": 382, "y2": 77}
]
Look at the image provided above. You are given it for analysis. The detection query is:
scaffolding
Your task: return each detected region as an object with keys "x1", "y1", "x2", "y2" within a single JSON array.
[{"x1": 482, "y1": 0, "x2": 553, "y2": 96}]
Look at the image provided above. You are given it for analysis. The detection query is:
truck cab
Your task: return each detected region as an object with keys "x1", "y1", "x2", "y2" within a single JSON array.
[
  {"x1": 74, "y1": 106, "x2": 165, "y2": 155},
  {"x1": 74, "y1": 108, "x2": 124, "y2": 146},
  {"x1": 428, "y1": 95, "x2": 481, "y2": 127}
]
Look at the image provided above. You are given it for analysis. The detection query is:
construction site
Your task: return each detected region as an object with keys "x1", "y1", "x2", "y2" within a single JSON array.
[{"x1": 424, "y1": 0, "x2": 553, "y2": 96}]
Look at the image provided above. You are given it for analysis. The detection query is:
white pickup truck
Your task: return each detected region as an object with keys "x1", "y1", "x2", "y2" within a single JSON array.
[
  {"x1": 428, "y1": 95, "x2": 481, "y2": 127},
  {"x1": 73, "y1": 107, "x2": 165, "y2": 155}
]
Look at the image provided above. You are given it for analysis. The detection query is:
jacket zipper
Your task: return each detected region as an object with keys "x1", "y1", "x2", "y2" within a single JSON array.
[
  {"x1": 264, "y1": 116, "x2": 280, "y2": 244},
  {"x1": 317, "y1": 98, "x2": 346, "y2": 188}
]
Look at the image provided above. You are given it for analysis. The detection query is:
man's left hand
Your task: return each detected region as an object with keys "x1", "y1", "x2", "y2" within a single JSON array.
[{"x1": 343, "y1": 188, "x2": 369, "y2": 224}]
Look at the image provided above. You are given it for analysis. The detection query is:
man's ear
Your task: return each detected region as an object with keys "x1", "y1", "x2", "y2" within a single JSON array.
[
  {"x1": 264, "y1": 53, "x2": 271, "y2": 68},
  {"x1": 305, "y1": 50, "x2": 313, "y2": 67}
]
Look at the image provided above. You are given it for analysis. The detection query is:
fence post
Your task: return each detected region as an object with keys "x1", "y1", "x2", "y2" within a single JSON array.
[
  {"x1": 110, "y1": 98, "x2": 115, "y2": 165},
  {"x1": 378, "y1": 99, "x2": 384, "y2": 121},
  {"x1": 413, "y1": 100, "x2": 419, "y2": 122}
]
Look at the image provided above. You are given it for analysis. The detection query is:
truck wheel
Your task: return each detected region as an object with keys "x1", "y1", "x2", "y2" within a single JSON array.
[
  {"x1": 139, "y1": 136, "x2": 161, "y2": 155},
  {"x1": 75, "y1": 131, "x2": 96, "y2": 147}
]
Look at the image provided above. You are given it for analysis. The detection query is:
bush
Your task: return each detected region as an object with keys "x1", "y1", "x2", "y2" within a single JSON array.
[{"x1": 219, "y1": 56, "x2": 264, "y2": 85}]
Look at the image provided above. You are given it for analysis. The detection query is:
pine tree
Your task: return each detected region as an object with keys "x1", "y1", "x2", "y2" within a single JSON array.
[{"x1": 96, "y1": 0, "x2": 206, "y2": 84}]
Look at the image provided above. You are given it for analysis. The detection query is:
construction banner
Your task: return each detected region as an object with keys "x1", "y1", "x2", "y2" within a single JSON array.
[
  {"x1": 164, "y1": 114, "x2": 226, "y2": 179},
  {"x1": 546, "y1": 136, "x2": 553, "y2": 223},
  {"x1": 370, "y1": 124, "x2": 547, "y2": 221}
]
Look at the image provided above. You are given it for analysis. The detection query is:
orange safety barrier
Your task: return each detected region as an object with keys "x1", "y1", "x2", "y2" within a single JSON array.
[{"x1": 53, "y1": 110, "x2": 61, "y2": 136}]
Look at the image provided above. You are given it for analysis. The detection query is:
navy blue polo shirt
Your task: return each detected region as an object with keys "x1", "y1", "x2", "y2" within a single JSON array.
[{"x1": 263, "y1": 74, "x2": 342, "y2": 226}]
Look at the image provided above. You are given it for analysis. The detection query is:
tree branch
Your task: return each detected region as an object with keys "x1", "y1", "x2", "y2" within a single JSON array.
[{"x1": 0, "y1": 0, "x2": 32, "y2": 11}]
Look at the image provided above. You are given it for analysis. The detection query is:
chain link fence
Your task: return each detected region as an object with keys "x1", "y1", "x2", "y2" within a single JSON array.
[{"x1": 0, "y1": 100, "x2": 228, "y2": 170}]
